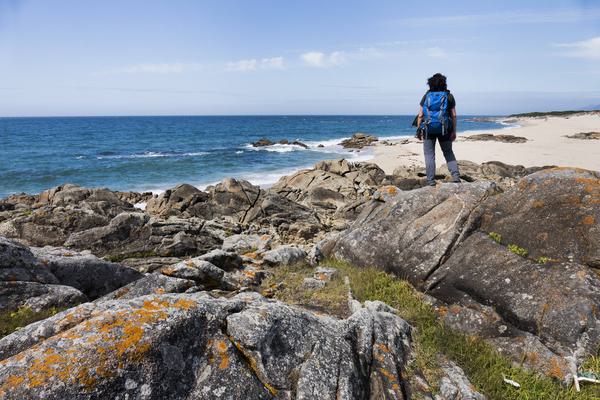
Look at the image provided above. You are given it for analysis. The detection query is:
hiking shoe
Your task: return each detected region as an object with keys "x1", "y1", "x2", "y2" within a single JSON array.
[{"x1": 427, "y1": 181, "x2": 436, "y2": 187}]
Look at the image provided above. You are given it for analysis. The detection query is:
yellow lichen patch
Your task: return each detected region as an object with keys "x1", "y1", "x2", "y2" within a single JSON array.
[
  {"x1": 173, "y1": 298, "x2": 197, "y2": 310},
  {"x1": 185, "y1": 260, "x2": 195, "y2": 267},
  {"x1": 532, "y1": 200, "x2": 545, "y2": 208},
  {"x1": 154, "y1": 288, "x2": 165, "y2": 294},
  {"x1": 582, "y1": 215, "x2": 595, "y2": 225},
  {"x1": 161, "y1": 266, "x2": 176, "y2": 275},
  {"x1": 243, "y1": 251, "x2": 258, "y2": 259},
  {"x1": 260, "y1": 234, "x2": 270, "y2": 241}
]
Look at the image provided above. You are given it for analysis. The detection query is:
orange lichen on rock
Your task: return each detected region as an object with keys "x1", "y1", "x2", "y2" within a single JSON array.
[
  {"x1": 548, "y1": 357, "x2": 566, "y2": 380},
  {"x1": 0, "y1": 295, "x2": 196, "y2": 396},
  {"x1": 582, "y1": 215, "x2": 595, "y2": 225}
]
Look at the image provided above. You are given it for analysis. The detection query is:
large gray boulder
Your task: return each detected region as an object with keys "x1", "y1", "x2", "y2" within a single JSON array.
[
  {"x1": 322, "y1": 181, "x2": 499, "y2": 288},
  {"x1": 479, "y1": 167, "x2": 600, "y2": 268},
  {"x1": 428, "y1": 232, "x2": 600, "y2": 378},
  {"x1": 0, "y1": 292, "x2": 420, "y2": 399}
]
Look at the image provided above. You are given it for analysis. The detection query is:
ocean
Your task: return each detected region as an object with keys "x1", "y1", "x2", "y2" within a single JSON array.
[{"x1": 0, "y1": 115, "x2": 510, "y2": 199}]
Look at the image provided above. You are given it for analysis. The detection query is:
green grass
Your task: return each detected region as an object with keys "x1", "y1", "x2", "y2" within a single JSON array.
[
  {"x1": 0, "y1": 306, "x2": 67, "y2": 339},
  {"x1": 489, "y1": 232, "x2": 502, "y2": 244},
  {"x1": 262, "y1": 259, "x2": 600, "y2": 399},
  {"x1": 508, "y1": 244, "x2": 529, "y2": 257}
]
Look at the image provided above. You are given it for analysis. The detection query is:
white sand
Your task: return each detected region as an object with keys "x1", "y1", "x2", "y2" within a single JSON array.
[{"x1": 371, "y1": 113, "x2": 600, "y2": 174}]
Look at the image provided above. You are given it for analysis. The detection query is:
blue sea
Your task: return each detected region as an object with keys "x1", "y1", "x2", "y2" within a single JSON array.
[{"x1": 0, "y1": 115, "x2": 509, "y2": 199}]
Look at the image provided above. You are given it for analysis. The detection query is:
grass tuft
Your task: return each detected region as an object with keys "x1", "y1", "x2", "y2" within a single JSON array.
[
  {"x1": 261, "y1": 259, "x2": 599, "y2": 399},
  {"x1": 0, "y1": 306, "x2": 67, "y2": 339}
]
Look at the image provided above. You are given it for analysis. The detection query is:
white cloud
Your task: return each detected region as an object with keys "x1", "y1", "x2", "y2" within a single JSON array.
[
  {"x1": 424, "y1": 47, "x2": 447, "y2": 58},
  {"x1": 301, "y1": 51, "x2": 346, "y2": 68},
  {"x1": 226, "y1": 57, "x2": 285, "y2": 72},
  {"x1": 95, "y1": 63, "x2": 202, "y2": 76},
  {"x1": 556, "y1": 36, "x2": 600, "y2": 59}
]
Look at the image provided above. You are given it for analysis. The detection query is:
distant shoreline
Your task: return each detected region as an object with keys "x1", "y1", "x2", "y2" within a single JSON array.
[{"x1": 370, "y1": 112, "x2": 600, "y2": 174}]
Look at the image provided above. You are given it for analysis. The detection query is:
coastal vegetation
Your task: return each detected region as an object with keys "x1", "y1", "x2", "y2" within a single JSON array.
[{"x1": 262, "y1": 260, "x2": 600, "y2": 399}]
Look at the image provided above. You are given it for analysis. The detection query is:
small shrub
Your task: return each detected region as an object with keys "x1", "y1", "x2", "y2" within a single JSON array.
[
  {"x1": 489, "y1": 232, "x2": 502, "y2": 243},
  {"x1": 537, "y1": 256, "x2": 551, "y2": 264},
  {"x1": 508, "y1": 244, "x2": 528, "y2": 257}
]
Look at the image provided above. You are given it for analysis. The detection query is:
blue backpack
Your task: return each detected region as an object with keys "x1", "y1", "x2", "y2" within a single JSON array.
[{"x1": 422, "y1": 91, "x2": 450, "y2": 137}]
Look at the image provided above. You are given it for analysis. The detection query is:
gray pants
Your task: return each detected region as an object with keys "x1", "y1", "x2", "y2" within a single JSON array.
[{"x1": 423, "y1": 136, "x2": 460, "y2": 183}]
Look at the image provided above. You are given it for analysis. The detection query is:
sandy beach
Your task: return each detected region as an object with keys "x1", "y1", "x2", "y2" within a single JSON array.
[{"x1": 371, "y1": 112, "x2": 600, "y2": 174}]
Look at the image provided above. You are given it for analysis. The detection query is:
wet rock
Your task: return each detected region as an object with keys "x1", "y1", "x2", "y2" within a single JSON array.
[
  {"x1": 339, "y1": 132, "x2": 379, "y2": 149},
  {"x1": 252, "y1": 137, "x2": 274, "y2": 147},
  {"x1": 261, "y1": 245, "x2": 307, "y2": 266}
]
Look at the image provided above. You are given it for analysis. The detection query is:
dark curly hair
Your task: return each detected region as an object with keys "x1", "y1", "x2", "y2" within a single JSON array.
[{"x1": 427, "y1": 73, "x2": 447, "y2": 91}]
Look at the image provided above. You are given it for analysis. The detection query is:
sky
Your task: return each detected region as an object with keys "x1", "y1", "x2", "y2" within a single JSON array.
[{"x1": 0, "y1": 0, "x2": 599, "y2": 116}]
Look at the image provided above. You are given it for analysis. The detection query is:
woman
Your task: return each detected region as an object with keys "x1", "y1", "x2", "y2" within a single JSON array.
[{"x1": 416, "y1": 73, "x2": 460, "y2": 186}]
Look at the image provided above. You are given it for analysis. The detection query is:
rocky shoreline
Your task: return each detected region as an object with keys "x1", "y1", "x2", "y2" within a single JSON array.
[{"x1": 1, "y1": 158, "x2": 599, "y2": 398}]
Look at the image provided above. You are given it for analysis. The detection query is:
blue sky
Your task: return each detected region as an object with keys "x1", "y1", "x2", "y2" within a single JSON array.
[{"x1": 0, "y1": 0, "x2": 599, "y2": 116}]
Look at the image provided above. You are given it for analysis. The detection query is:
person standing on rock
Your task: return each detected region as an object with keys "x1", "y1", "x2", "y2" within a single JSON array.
[{"x1": 416, "y1": 73, "x2": 461, "y2": 186}]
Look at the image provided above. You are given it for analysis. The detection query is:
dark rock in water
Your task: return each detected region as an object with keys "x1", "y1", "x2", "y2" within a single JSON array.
[
  {"x1": 252, "y1": 137, "x2": 274, "y2": 147},
  {"x1": 339, "y1": 132, "x2": 379, "y2": 149},
  {"x1": 278, "y1": 139, "x2": 289, "y2": 145},
  {"x1": 480, "y1": 167, "x2": 600, "y2": 267},
  {"x1": 291, "y1": 140, "x2": 308, "y2": 149},
  {"x1": 0, "y1": 292, "x2": 422, "y2": 399},
  {"x1": 566, "y1": 131, "x2": 600, "y2": 140},
  {"x1": 317, "y1": 144, "x2": 324, "y2": 148},
  {"x1": 465, "y1": 133, "x2": 527, "y2": 143}
]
